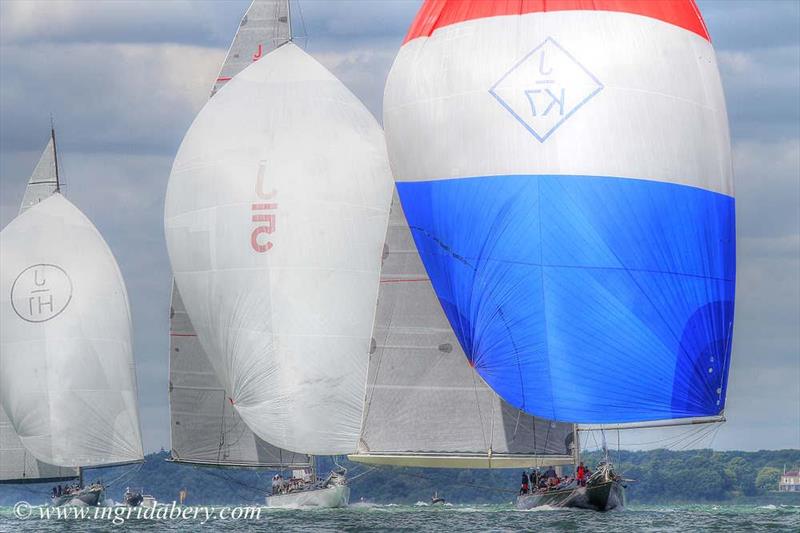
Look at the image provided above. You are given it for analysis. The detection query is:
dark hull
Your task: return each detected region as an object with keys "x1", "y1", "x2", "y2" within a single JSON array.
[
  {"x1": 516, "y1": 481, "x2": 625, "y2": 512},
  {"x1": 52, "y1": 486, "x2": 104, "y2": 507},
  {"x1": 124, "y1": 493, "x2": 144, "y2": 507}
]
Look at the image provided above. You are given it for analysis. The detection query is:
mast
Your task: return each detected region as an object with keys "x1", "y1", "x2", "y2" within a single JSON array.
[
  {"x1": 50, "y1": 118, "x2": 60, "y2": 193},
  {"x1": 287, "y1": 0, "x2": 293, "y2": 42},
  {"x1": 572, "y1": 424, "x2": 580, "y2": 466}
]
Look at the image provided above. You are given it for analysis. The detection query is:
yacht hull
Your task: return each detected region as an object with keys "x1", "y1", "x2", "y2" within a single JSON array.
[
  {"x1": 516, "y1": 480, "x2": 625, "y2": 512},
  {"x1": 266, "y1": 485, "x2": 349, "y2": 508}
]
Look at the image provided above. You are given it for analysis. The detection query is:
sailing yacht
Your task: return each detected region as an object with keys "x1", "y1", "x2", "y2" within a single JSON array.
[
  {"x1": 164, "y1": 0, "x2": 392, "y2": 508},
  {"x1": 380, "y1": 0, "x2": 734, "y2": 511},
  {"x1": 0, "y1": 131, "x2": 80, "y2": 488},
  {"x1": 0, "y1": 128, "x2": 144, "y2": 506}
]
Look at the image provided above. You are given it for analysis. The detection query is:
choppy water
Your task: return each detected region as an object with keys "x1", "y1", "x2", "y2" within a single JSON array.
[{"x1": 1, "y1": 502, "x2": 798, "y2": 531}]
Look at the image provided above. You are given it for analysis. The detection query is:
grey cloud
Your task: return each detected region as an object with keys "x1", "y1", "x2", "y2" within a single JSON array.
[
  {"x1": 0, "y1": 0, "x2": 225, "y2": 46},
  {"x1": 0, "y1": 42, "x2": 223, "y2": 155}
]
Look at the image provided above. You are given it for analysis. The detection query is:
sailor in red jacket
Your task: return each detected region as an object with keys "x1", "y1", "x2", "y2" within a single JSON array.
[{"x1": 576, "y1": 462, "x2": 587, "y2": 487}]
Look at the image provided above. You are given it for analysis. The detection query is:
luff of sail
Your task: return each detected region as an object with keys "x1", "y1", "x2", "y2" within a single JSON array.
[
  {"x1": 168, "y1": 0, "x2": 305, "y2": 467},
  {"x1": 351, "y1": 192, "x2": 573, "y2": 468},
  {"x1": 384, "y1": 0, "x2": 734, "y2": 424},
  {"x1": 165, "y1": 42, "x2": 392, "y2": 455},
  {"x1": 0, "y1": 194, "x2": 143, "y2": 468},
  {"x1": 170, "y1": 285, "x2": 310, "y2": 467}
]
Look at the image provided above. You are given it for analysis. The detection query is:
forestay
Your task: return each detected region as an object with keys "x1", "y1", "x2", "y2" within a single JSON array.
[
  {"x1": 165, "y1": 42, "x2": 392, "y2": 455},
  {"x1": 385, "y1": 0, "x2": 735, "y2": 424},
  {"x1": 352, "y1": 193, "x2": 573, "y2": 468},
  {"x1": 168, "y1": 0, "x2": 304, "y2": 466},
  {"x1": 0, "y1": 194, "x2": 143, "y2": 468},
  {"x1": 169, "y1": 286, "x2": 310, "y2": 467}
]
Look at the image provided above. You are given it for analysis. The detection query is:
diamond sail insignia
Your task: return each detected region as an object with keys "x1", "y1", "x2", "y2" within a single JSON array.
[
  {"x1": 0, "y1": 192, "x2": 144, "y2": 469},
  {"x1": 385, "y1": 0, "x2": 734, "y2": 424},
  {"x1": 167, "y1": 0, "x2": 310, "y2": 467},
  {"x1": 164, "y1": 41, "x2": 392, "y2": 454},
  {"x1": 351, "y1": 192, "x2": 574, "y2": 468}
]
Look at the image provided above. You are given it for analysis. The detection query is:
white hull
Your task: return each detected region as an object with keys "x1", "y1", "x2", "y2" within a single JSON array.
[{"x1": 266, "y1": 485, "x2": 349, "y2": 508}]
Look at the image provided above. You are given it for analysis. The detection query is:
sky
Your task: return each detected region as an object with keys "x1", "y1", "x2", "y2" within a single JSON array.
[{"x1": 0, "y1": 0, "x2": 798, "y2": 454}]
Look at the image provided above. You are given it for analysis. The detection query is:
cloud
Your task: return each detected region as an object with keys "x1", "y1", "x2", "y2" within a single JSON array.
[
  {"x1": 0, "y1": 42, "x2": 223, "y2": 156},
  {"x1": 0, "y1": 0, "x2": 226, "y2": 46}
]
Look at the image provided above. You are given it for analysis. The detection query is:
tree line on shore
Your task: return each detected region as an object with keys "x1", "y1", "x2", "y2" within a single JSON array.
[{"x1": 1, "y1": 448, "x2": 798, "y2": 505}]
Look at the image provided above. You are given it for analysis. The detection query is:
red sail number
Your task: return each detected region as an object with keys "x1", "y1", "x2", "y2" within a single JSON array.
[{"x1": 251, "y1": 161, "x2": 276, "y2": 253}]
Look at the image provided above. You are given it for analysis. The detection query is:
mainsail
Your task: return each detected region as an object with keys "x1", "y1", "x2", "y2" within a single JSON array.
[
  {"x1": 0, "y1": 193, "x2": 143, "y2": 468},
  {"x1": 167, "y1": 0, "x2": 309, "y2": 467},
  {"x1": 352, "y1": 192, "x2": 574, "y2": 468},
  {"x1": 164, "y1": 41, "x2": 392, "y2": 454},
  {"x1": 384, "y1": 0, "x2": 734, "y2": 425},
  {"x1": 211, "y1": 0, "x2": 291, "y2": 96},
  {"x1": 0, "y1": 135, "x2": 78, "y2": 484},
  {"x1": 19, "y1": 130, "x2": 60, "y2": 215}
]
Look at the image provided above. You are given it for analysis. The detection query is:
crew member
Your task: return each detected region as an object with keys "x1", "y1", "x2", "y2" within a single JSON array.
[{"x1": 576, "y1": 462, "x2": 587, "y2": 487}]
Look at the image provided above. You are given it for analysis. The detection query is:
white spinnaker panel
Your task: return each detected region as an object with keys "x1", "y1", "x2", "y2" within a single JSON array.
[
  {"x1": 0, "y1": 408, "x2": 77, "y2": 483},
  {"x1": 165, "y1": 43, "x2": 392, "y2": 455},
  {"x1": 0, "y1": 194, "x2": 143, "y2": 468},
  {"x1": 169, "y1": 285, "x2": 311, "y2": 467},
  {"x1": 384, "y1": 11, "x2": 731, "y2": 194},
  {"x1": 19, "y1": 137, "x2": 59, "y2": 215}
]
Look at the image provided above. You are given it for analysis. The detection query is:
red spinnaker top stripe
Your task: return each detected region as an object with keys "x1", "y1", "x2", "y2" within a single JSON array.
[{"x1": 403, "y1": 0, "x2": 710, "y2": 44}]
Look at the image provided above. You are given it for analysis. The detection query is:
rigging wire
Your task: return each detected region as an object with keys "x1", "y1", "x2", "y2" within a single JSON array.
[{"x1": 101, "y1": 462, "x2": 144, "y2": 489}]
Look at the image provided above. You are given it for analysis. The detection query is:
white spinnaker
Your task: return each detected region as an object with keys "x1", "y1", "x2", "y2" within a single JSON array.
[
  {"x1": 165, "y1": 42, "x2": 392, "y2": 455},
  {"x1": 0, "y1": 194, "x2": 143, "y2": 468}
]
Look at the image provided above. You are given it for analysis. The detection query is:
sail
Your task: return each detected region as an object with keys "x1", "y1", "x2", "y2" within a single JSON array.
[
  {"x1": 384, "y1": 1, "x2": 734, "y2": 424},
  {"x1": 352, "y1": 192, "x2": 573, "y2": 468},
  {"x1": 212, "y1": 0, "x2": 291, "y2": 96},
  {"x1": 0, "y1": 194, "x2": 144, "y2": 468},
  {"x1": 1, "y1": 134, "x2": 77, "y2": 483},
  {"x1": 19, "y1": 135, "x2": 59, "y2": 215},
  {"x1": 168, "y1": 0, "x2": 302, "y2": 467},
  {"x1": 164, "y1": 42, "x2": 392, "y2": 455},
  {"x1": 169, "y1": 285, "x2": 310, "y2": 467},
  {"x1": 0, "y1": 409, "x2": 77, "y2": 483}
]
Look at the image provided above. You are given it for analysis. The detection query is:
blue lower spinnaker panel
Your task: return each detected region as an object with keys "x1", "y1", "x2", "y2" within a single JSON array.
[{"x1": 396, "y1": 174, "x2": 735, "y2": 423}]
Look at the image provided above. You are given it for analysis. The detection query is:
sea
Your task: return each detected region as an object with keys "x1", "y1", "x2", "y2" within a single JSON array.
[{"x1": 1, "y1": 502, "x2": 798, "y2": 532}]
